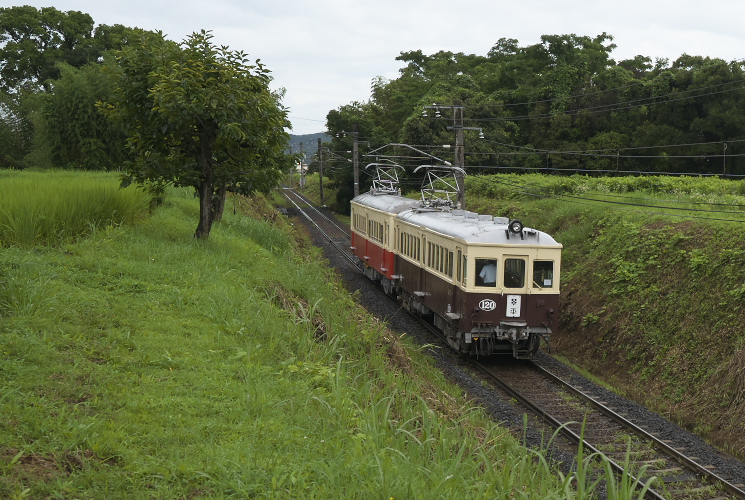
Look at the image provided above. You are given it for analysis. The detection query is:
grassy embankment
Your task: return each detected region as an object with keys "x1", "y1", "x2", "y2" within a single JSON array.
[
  {"x1": 0, "y1": 170, "x2": 646, "y2": 499},
  {"x1": 460, "y1": 173, "x2": 745, "y2": 460}
]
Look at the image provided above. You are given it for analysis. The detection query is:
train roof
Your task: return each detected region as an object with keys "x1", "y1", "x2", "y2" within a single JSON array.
[
  {"x1": 353, "y1": 192, "x2": 422, "y2": 214},
  {"x1": 353, "y1": 192, "x2": 562, "y2": 247}
]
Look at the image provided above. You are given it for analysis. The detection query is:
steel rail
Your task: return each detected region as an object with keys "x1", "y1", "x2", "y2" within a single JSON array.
[
  {"x1": 469, "y1": 361, "x2": 667, "y2": 500},
  {"x1": 280, "y1": 188, "x2": 359, "y2": 270},
  {"x1": 534, "y1": 363, "x2": 745, "y2": 500},
  {"x1": 282, "y1": 188, "x2": 350, "y2": 236}
]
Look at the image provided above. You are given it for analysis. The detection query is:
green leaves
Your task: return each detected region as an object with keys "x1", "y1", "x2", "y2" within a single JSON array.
[{"x1": 102, "y1": 30, "x2": 290, "y2": 238}]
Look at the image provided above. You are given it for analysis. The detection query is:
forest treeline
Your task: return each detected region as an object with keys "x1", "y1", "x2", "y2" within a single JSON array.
[
  {"x1": 0, "y1": 6, "x2": 141, "y2": 170},
  {"x1": 323, "y1": 34, "x2": 745, "y2": 207}
]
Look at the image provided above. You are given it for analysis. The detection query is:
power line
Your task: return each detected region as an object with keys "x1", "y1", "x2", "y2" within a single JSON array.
[
  {"x1": 474, "y1": 138, "x2": 745, "y2": 160},
  {"x1": 465, "y1": 83, "x2": 745, "y2": 123},
  {"x1": 464, "y1": 75, "x2": 745, "y2": 110},
  {"x1": 480, "y1": 176, "x2": 745, "y2": 222},
  {"x1": 465, "y1": 164, "x2": 745, "y2": 178}
]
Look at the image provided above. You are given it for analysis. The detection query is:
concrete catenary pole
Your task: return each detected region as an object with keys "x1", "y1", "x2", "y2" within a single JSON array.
[
  {"x1": 352, "y1": 124, "x2": 360, "y2": 198},
  {"x1": 453, "y1": 100, "x2": 466, "y2": 210},
  {"x1": 318, "y1": 137, "x2": 324, "y2": 205}
]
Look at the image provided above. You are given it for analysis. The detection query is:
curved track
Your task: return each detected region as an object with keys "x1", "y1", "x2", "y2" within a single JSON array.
[{"x1": 283, "y1": 187, "x2": 745, "y2": 500}]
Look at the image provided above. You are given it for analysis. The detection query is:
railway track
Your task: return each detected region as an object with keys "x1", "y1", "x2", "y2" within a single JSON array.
[
  {"x1": 476, "y1": 358, "x2": 745, "y2": 500},
  {"x1": 280, "y1": 187, "x2": 357, "y2": 269},
  {"x1": 282, "y1": 187, "x2": 745, "y2": 500}
]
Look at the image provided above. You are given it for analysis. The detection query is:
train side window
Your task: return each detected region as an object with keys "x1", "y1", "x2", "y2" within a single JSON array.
[
  {"x1": 533, "y1": 261, "x2": 554, "y2": 289},
  {"x1": 504, "y1": 258, "x2": 526, "y2": 288},
  {"x1": 456, "y1": 250, "x2": 462, "y2": 282},
  {"x1": 475, "y1": 258, "x2": 497, "y2": 287}
]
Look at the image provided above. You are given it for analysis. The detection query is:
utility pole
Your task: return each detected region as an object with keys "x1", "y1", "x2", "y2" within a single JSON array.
[
  {"x1": 352, "y1": 124, "x2": 360, "y2": 197},
  {"x1": 453, "y1": 100, "x2": 466, "y2": 210},
  {"x1": 723, "y1": 142, "x2": 728, "y2": 177},
  {"x1": 317, "y1": 138, "x2": 324, "y2": 205}
]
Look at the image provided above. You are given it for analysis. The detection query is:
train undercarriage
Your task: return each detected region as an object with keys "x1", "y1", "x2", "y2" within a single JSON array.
[{"x1": 366, "y1": 267, "x2": 547, "y2": 359}]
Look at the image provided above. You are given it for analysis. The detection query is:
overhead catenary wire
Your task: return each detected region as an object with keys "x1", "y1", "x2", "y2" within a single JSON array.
[
  {"x1": 481, "y1": 176, "x2": 745, "y2": 222},
  {"x1": 463, "y1": 84, "x2": 745, "y2": 124}
]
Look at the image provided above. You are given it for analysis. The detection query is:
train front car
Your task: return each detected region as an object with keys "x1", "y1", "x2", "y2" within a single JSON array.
[
  {"x1": 350, "y1": 189, "x2": 562, "y2": 360},
  {"x1": 395, "y1": 209, "x2": 562, "y2": 359}
]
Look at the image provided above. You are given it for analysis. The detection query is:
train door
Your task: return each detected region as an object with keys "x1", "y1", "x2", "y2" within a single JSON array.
[
  {"x1": 502, "y1": 255, "x2": 528, "y2": 318},
  {"x1": 453, "y1": 247, "x2": 465, "y2": 317}
]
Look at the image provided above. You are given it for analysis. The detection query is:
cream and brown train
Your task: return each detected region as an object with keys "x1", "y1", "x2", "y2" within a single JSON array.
[{"x1": 350, "y1": 189, "x2": 562, "y2": 358}]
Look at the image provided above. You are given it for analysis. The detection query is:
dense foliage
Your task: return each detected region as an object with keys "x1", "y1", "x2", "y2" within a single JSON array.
[
  {"x1": 0, "y1": 6, "x2": 145, "y2": 169},
  {"x1": 100, "y1": 30, "x2": 290, "y2": 238},
  {"x1": 322, "y1": 34, "x2": 745, "y2": 208}
]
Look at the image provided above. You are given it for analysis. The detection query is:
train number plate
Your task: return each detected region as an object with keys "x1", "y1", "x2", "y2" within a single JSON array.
[{"x1": 479, "y1": 299, "x2": 497, "y2": 311}]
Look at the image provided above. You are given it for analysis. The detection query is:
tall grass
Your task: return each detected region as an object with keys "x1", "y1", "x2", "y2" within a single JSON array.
[{"x1": 0, "y1": 170, "x2": 152, "y2": 248}]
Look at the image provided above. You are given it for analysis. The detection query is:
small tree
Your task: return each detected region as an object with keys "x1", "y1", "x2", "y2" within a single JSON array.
[{"x1": 101, "y1": 30, "x2": 290, "y2": 238}]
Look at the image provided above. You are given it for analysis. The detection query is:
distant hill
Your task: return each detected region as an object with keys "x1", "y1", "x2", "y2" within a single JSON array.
[{"x1": 288, "y1": 132, "x2": 332, "y2": 154}]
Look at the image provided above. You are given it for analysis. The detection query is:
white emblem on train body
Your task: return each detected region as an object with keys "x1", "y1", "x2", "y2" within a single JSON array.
[
  {"x1": 506, "y1": 295, "x2": 521, "y2": 317},
  {"x1": 479, "y1": 299, "x2": 497, "y2": 311}
]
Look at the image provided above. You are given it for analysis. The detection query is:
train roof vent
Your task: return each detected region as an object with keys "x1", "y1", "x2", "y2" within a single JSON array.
[
  {"x1": 465, "y1": 211, "x2": 479, "y2": 219},
  {"x1": 478, "y1": 214, "x2": 493, "y2": 222},
  {"x1": 494, "y1": 217, "x2": 509, "y2": 224}
]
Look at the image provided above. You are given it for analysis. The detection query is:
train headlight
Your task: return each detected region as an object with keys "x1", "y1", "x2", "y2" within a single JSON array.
[{"x1": 508, "y1": 219, "x2": 524, "y2": 234}]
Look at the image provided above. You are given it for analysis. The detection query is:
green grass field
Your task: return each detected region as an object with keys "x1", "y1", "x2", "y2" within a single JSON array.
[{"x1": 1, "y1": 171, "x2": 647, "y2": 499}]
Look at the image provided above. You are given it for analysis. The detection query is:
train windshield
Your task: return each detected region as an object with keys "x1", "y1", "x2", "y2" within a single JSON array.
[
  {"x1": 475, "y1": 259, "x2": 497, "y2": 287},
  {"x1": 533, "y1": 261, "x2": 554, "y2": 289},
  {"x1": 504, "y1": 258, "x2": 526, "y2": 288}
]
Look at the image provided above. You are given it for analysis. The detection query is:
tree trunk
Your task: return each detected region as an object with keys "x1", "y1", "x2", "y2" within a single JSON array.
[
  {"x1": 194, "y1": 121, "x2": 218, "y2": 239},
  {"x1": 195, "y1": 177, "x2": 213, "y2": 239},
  {"x1": 213, "y1": 181, "x2": 228, "y2": 222}
]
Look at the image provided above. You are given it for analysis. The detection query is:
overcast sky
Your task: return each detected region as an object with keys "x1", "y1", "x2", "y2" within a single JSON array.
[{"x1": 17, "y1": 0, "x2": 745, "y2": 135}]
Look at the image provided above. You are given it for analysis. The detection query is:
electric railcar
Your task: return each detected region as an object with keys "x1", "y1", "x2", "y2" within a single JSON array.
[{"x1": 350, "y1": 190, "x2": 562, "y2": 359}]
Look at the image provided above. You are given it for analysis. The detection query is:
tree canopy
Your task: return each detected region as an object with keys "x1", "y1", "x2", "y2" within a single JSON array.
[
  {"x1": 0, "y1": 5, "x2": 136, "y2": 93},
  {"x1": 324, "y1": 33, "x2": 745, "y2": 203},
  {"x1": 101, "y1": 30, "x2": 290, "y2": 239}
]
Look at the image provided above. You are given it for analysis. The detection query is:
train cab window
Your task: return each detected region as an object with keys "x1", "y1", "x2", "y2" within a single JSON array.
[
  {"x1": 504, "y1": 258, "x2": 526, "y2": 288},
  {"x1": 462, "y1": 255, "x2": 468, "y2": 286},
  {"x1": 533, "y1": 261, "x2": 554, "y2": 289},
  {"x1": 475, "y1": 259, "x2": 497, "y2": 287}
]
